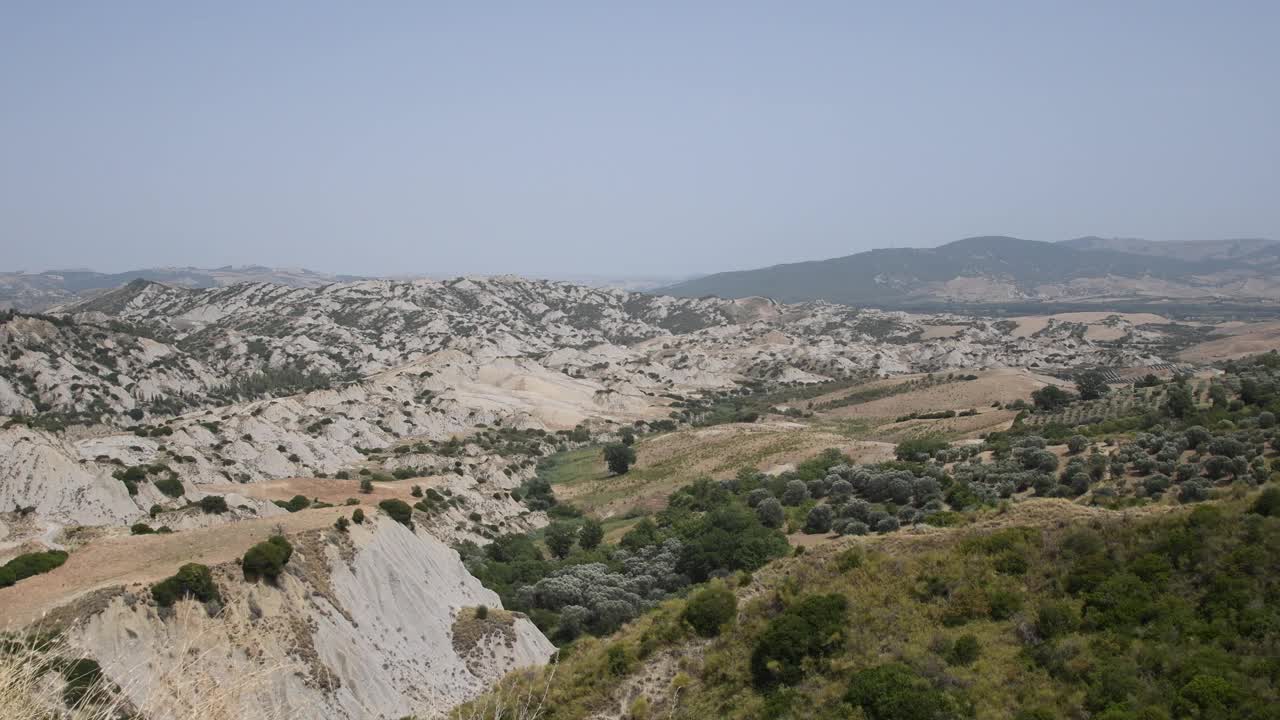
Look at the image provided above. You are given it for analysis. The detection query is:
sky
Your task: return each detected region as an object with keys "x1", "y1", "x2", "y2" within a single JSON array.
[{"x1": 2, "y1": 2, "x2": 1278, "y2": 278}]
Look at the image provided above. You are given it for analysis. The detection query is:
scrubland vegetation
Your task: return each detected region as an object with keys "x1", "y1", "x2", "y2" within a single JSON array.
[{"x1": 457, "y1": 352, "x2": 1280, "y2": 719}]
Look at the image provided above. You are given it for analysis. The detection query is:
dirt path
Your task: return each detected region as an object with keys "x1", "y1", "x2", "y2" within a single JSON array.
[
  {"x1": 205, "y1": 475, "x2": 433, "y2": 505},
  {"x1": 0, "y1": 507, "x2": 350, "y2": 629}
]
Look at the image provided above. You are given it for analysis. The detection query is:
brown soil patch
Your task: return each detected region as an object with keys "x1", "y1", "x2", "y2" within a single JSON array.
[
  {"x1": 0, "y1": 507, "x2": 349, "y2": 629},
  {"x1": 820, "y1": 369, "x2": 1054, "y2": 420},
  {"x1": 796, "y1": 376, "x2": 919, "y2": 410},
  {"x1": 1009, "y1": 312, "x2": 1170, "y2": 338},
  {"x1": 872, "y1": 409, "x2": 1018, "y2": 442},
  {"x1": 1177, "y1": 321, "x2": 1280, "y2": 362},
  {"x1": 919, "y1": 325, "x2": 968, "y2": 340}
]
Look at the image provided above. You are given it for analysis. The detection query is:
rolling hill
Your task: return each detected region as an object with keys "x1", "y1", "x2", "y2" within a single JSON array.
[{"x1": 658, "y1": 235, "x2": 1280, "y2": 307}]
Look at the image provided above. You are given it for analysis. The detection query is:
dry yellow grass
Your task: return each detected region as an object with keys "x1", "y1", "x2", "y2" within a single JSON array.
[
  {"x1": 549, "y1": 423, "x2": 893, "y2": 517},
  {"x1": 0, "y1": 507, "x2": 349, "y2": 628},
  {"x1": 1, "y1": 606, "x2": 296, "y2": 720},
  {"x1": 1177, "y1": 320, "x2": 1280, "y2": 362}
]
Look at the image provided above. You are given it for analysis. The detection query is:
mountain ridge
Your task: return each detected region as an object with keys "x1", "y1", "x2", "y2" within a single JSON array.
[{"x1": 658, "y1": 235, "x2": 1280, "y2": 306}]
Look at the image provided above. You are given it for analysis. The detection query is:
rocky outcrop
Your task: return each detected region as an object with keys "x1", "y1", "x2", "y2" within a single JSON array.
[{"x1": 71, "y1": 517, "x2": 554, "y2": 720}]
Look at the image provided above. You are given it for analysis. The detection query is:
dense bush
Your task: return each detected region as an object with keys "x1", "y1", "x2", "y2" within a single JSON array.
[
  {"x1": 198, "y1": 495, "x2": 228, "y2": 514},
  {"x1": 845, "y1": 663, "x2": 956, "y2": 720},
  {"x1": 60, "y1": 657, "x2": 104, "y2": 707},
  {"x1": 154, "y1": 475, "x2": 185, "y2": 498},
  {"x1": 578, "y1": 518, "x2": 604, "y2": 550},
  {"x1": 676, "y1": 503, "x2": 790, "y2": 582},
  {"x1": 274, "y1": 494, "x2": 311, "y2": 512},
  {"x1": 604, "y1": 443, "x2": 637, "y2": 475},
  {"x1": 894, "y1": 436, "x2": 949, "y2": 462},
  {"x1": 151, "y1": 563, "x2": 219, "y2": 607},
  {"x1": 1031, "y1": 385, "x2": 1072, "y2": 411},
  {"x1": 682, "y1": 581, "x2": 737, "y2": 638},
  {"x1": 544, "y1": 522, "x2": 577, "y2": 559},
  {"x1": 756, "y1": 498, "x2": 785, "y2": 529},
  {"x1": 379, "y1": 498, "x2": 414, "y2": 526},
  {"x1": 803, "y1": 504, "x2": 833, "y2": 534},
  {"x1": 0, "y1": 549, "x2": 69, "y2": 587},
  {"x1": 241, "y1": 535, "x2": 294, "y2": 581},
  {"x1": 945, "y1": 634, "x2": 980, "y2": 666},
  {"x1": 1251, "y1": 486, "x2": 1280, "y2": 517},
  {"x1": 750, "y1": 593, "x2": 849, "y2": 688}
]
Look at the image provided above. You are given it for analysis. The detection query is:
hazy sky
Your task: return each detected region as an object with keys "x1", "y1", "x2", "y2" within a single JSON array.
[{"x1": 3, "y1": 2, "x2": 1278, "y2": 277}]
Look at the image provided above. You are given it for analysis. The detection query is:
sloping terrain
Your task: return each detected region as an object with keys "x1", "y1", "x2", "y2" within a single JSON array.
[
  {"x1": 0, "y1": 273, "x2": 1253, "y2": 720},
  {"x1": 0, "y1": 265, "x2": 359, "y2": 312},
  {"x1": 56, "y1": 516, "x2": 552, "y2": 720},
  {"x1": 659, "y1": 235, "x2": 1280, "y2": 306},
  {"x1": 1059, "y1": 235, "x2": 1279, "y2": 261},
  {"x1": 1178, "y1": 320, "x2": 1280, "y2": 362}
]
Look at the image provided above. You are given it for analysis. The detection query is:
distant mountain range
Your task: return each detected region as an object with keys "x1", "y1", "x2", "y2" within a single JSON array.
[
  {"x1": 658, "y1": 236, "x2": 1280, "y2": 308},
  {"x1": 8, "y1": 236, "x2": 1280, "y2": 313},
  {"x1": 0, "y1": 265, "x2": 689, "y2": 312},
  {"x1": 0, "y1": 265, "x2": 362, "y2": 311}
]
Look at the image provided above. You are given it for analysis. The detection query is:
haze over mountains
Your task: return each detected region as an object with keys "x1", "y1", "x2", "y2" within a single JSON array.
[
  {"x1": 0, "y1": 266, "x2": 685, "y2": 312},
  {"x1": 10, "y1": 236, "x2": 1275, "y2": 315},
  {"x1": 660, "y1": 236, "x2": 1280, "y2": 308}
]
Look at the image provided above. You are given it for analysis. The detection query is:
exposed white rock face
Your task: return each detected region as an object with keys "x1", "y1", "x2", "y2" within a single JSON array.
[
  {"x1": 0, "y1": 275, "x2": 1193, "y2": 718},
  {"x1": 0, "y1": 278, "x2": 1176, "y2": 542},
  {"x1": 73, "y1": 517, "x2": 554, "y2": 720},
  {"x1": 2, "y1": 276, "x2": 1170, "y2": 424},
  {"x1": 0, "y1": 426, "x2": 140, "y2": 525}
]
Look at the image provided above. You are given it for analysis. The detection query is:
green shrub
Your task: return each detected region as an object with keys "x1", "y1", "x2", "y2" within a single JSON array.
[
  {"x1": 578, "y1": 518, "x2": 604, "y2": 551},
  {"x1": 154, "y1": 476, "x2": 185, "y2": 498},
  {"x1": 604, "y1": 443, "x2": 636, "y2": 474},
  {"x1": 131, "y1": 522, "x2": 154, "y2": 535},
  {"x1": 151, "y1": 563, "x2": 219, "y2": 607},
  {"x1": 352, "y1": 508, "x2": 365, "y2": 524},
  {"x1": 476, "y1": 604, "x2": 489, "y2": 620},
  {"x1": 198, "y1": 495, "x2": 228, "y2": 514},
  {"x1": 1036, "y1": 600, "x2": 1078, "y2": 639},
  {"x1": 242, "y1": 536, "x2": 293, "y2": 581},
  {"x1": 273, "y1": 494, "x2": 311, "y2": 512},
  {"x1": 682, "y1": 582, "x2": 738, "y2": 638},
  {"x1": 845, "y1": 663, "x2": 954, "y2": 720},
  {"x1": 895, "y1": 436, "x2": 949, "y2": 462},
  {"x1": 606, "y1": 643, "x2": 633, "y2": 676},
  {"x1": 987, "y1": 588, "x2": 1023, "y2": 620},
  {"x1": 379, "y1": 498, "x2": 413, "y2": 526},
  {"x1": 750, "y1": 593, "x2": 849, "y2": 688},
  {"x1": 61, "y1": 657, "x2": 103, "y2": 707},
  {"x1": 334, "y1": 516, "x2": 350, "y2": 532},
  {"x1": 946, "y1": 634, "x2": 980, "y2": 666},
  {"x1": 835, "y1": 548, "x2": 864, "y2": 572},
  {"x1": 544, "y1": 522, "x2": 576, "y2": 559},
  {"x1": 359, "y1": 478, "x2": 373, "y2": 494},
  {"x1": 1250, "y1": 487, "x2": 1280, "y2": 517},
  {"x1": 0, "y1": 550, "x2": 69, "y2": 587}
]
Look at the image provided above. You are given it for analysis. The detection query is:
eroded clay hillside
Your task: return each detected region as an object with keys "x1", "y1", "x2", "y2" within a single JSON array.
[
  {"x1": 0, "y1": 276, "x2": 1229, "y2": 719},
  {"x1": 3, "y1": 277, "x2": 1177, "y2": 425}
]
